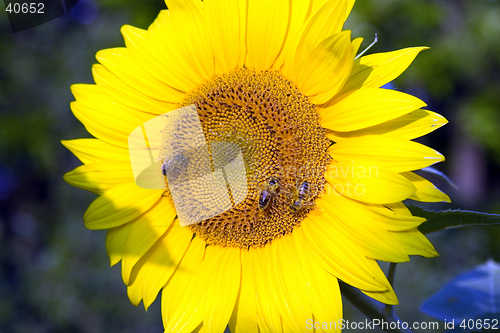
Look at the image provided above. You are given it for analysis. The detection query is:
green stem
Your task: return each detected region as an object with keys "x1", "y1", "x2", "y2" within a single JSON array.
[{"x1": 385, "y1": 263, "x2": 398, "y2": 319}]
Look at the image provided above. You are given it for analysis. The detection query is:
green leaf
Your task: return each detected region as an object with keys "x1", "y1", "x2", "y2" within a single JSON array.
[{"x1": 408, "y1": 205, "x2": 500, "y2": 234}]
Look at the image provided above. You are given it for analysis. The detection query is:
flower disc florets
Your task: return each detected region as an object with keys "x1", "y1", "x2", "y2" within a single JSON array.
[{"x1": 175, "y1": 68, "x2": 331, "y2": 248}]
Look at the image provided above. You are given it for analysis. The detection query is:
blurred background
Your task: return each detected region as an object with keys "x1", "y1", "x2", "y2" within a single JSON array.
[{"x1": 0, "y1": 0, "x2": 499, "y2": 332}]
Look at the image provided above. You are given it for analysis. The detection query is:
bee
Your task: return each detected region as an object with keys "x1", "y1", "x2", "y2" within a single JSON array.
[
  {"x1": 161, "y1": 153, "x2": 187, "y2": 182},
  {"x1": 289, "y1": 180, "x2": 310, "y2": 213},
  {"x1": 258, "y1": 177, "x2": 280, "y2": 211},
  {"x1": 161, "y1": 161, "x2": 168, "y2": 176}
]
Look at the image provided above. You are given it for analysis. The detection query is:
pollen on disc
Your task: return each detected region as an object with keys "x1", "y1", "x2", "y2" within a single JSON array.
[{"x1": 167, "y1": 68, "x2": 332, "y2": 248}]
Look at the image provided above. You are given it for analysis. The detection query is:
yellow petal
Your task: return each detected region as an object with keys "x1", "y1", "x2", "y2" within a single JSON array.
[
  {"x1": 106, "y1": 223, "x2": 132, "y2": 266},
  {"x1": 162, "y1": 236, "x2": 206, "y2": 324},
  {"x1": 337, "y1": 47, "x2": 429, "y2": 99},
  {"x1": 390, "y1": 228, "x2": 439, "y2": 257},
  {"x1": 63, "y1": 162, "x2": 134, "y2": 195},
  {"x1": 320, "y1": 88, "x2": 426, "y2": 132},
  {"x1": 402, "y1": 172, "x2": 451, "y2": 203},
  {"x1": 325, "y1": 109, "x2": 448, "y2": 141},
  {"x1": 165, "y1": 246, "x2": 216, "y2": 333},
  {"x1": 295, "y1": 31, "x2": 353, "y2": 104},
  {"x1": 310, "y1": 0, "x2": 328, "y2": 15},
  {"x1": 292, "y1": 231, "x2": 342, "y2": 332},
  {"x1": 70, "y1": 103, "x2": 134, "y2": 148},
  {"x1": 385, "y1": 201, "x2": 414, "y2": 216},
  {"x1": 204, "y1": 0, "x2": 245, "y2": 73},
  {"x1": 360, "y1": 201, "x2": 426, "y2": 231},
  {"x1": 301, "y1": 215, "x2": 391, "y2": 291},
  {"x1": 70, "y1": 84, "x2": 155, "y2": 148},
  {"x1": 325, "y1": 160, "x2": 416, "y2": 203},
  {"x1": 192, "y1": 323, "x2": 205, "y2": 333},
  {"x1": 293, "y1": 0, "x2": 348, "y2": 69},
  {"x1": 163, "y1": 0, "x2": 215, "y2": 81},
  {"x1": 84, "y1": 183, "x2": 163, "y2": 230},
  {"x1": 266, "y1": 235, "x2": 311, "y2": 332},
  {"x1": 122, "y1": 24, "x2": 198, "y2": 92},
  {"x1": 316, "y1": 192, "x2": 410, "y2": 262},
  {"x1": 127, "y1": 223, "x2": 193, "y2": 309},
  {"x1": 351, "y1": 36, "x2": 363, "y2": 56},
  {"x1": 246, "y1": 0, "x2": 289, "y2": 70},
  {"x1": 251, "y1": 247, "x2": 283, "y2": 333},
  {"x1": 346, "y1": 0, "x2": 355, "y2": 20},
  {"x1": 121, "y1": 199, "x2": 176, "y2": 285},
  {"x1": 362, "y1": 287, "x2": 398, "y2": 305},
  {"x1": 328, "y1": 135, "x2": 444, "y2": 173},
  {"x1": 281, "y1": 0, "x2": 353, "y2": 77},
  {"x1": 96, "y1": 48, "x2": 184, "y2": 103},
  {"x1": 92, "y1": 64, "x2": 177, "y2": 115},
  {"x1": 309, "y1": 0, "x2": 355, "y2": 22},
  {"x1": 203, "y1": 247, "x2": 241, "y2": 333},
  {"x1": 61, "y1": 139, "x2": 129, "y2": 164},
  {"x1": 271, "y1": 0, "x2": 311, "y2": 71},
  {"x1": 228, "y1": 249, "x2": 259, "y2": 333}
]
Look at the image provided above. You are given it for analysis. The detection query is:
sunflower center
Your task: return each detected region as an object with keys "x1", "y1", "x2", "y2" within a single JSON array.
[{"x1": 177, "y1": 68, "x2": 330, "y2": 248}]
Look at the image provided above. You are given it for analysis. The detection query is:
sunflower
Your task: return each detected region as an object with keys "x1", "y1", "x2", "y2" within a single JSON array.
[{"x1": 63, "y1": 0, "x2": 450, "y2": 332}]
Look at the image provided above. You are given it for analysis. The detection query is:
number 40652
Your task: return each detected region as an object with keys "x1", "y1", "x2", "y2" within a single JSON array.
[
  {"x1": 6, "y1": 3, "x2": 45, "y2": 14},
  {"x1": 460, "y1": 318, "x2": 499, "y2": 330}
]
